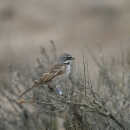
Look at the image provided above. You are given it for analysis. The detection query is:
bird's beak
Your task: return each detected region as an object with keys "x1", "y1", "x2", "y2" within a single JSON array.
[{"x1": 71, "y1": 57, "x2": 75, "y2": 60}]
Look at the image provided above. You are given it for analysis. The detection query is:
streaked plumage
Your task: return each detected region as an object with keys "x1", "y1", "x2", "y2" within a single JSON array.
[{"x1": 20, "y1": 53, "x2": 75, "y2": 97}]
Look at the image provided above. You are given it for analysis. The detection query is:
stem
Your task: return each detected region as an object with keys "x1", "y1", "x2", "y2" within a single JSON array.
[{"x1": 109, "y1": 113, "x2": 126, "y2": 130}]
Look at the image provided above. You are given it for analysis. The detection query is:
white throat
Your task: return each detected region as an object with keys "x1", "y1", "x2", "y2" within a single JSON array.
[{"x1": 63, "y1": 60, "x2": 71, "y2": 65}]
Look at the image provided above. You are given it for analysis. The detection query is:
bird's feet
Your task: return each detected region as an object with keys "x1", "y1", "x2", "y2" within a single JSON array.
[{"x1": 48, "y1": 85, "x2": 55, "y2": 92}]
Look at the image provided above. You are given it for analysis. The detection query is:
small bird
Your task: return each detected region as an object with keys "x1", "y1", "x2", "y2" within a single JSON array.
[{"x1": 20, "y1": 53, "x2": 75, "y2": 97}]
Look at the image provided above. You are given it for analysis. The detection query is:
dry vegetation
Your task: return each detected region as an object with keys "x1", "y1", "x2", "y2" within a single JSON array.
[
  {"x1": 0, "y1": 42, "x2": 130, "y2": 130},
  {"x1": 0, "y1": 1, "x2": 130, "y2": 130}
]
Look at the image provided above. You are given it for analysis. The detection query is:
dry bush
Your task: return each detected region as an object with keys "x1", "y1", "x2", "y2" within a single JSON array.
[{"x1": 0, "y1": 41, "x2": 130, "y2": 130}]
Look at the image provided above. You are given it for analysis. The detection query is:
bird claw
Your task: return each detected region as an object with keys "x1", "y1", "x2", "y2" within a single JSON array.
[{"x1": 48, "y1": 85, "x2": 55, "y2": 92}]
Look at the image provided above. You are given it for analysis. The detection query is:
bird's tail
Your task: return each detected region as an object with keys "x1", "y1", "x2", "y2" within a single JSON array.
[{"x1": 20, "y1": 82, "x2": 41, "y2": 97}]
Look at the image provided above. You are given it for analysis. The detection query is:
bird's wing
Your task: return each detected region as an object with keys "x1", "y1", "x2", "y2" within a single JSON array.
[
  {"x1": 20, "y1": 64, "x2": 66, "y2": 97},
  {"x1": 39, "y1": 64, "x2": 66, "y2": 84}
]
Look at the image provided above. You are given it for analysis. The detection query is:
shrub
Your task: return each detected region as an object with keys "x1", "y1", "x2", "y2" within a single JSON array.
[{"x1": 0, "y1": 42, "x2": 130, "y2": 130}]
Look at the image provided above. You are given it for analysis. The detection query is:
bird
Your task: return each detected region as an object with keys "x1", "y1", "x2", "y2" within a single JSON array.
[{"x1": 20, "y1": 53, "x2": 75, "y2": 97}]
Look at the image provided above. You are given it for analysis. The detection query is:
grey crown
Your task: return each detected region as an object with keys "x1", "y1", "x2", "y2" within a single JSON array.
[{"x1": 56, "y1": 53, "x2": 75, "y2": 64}]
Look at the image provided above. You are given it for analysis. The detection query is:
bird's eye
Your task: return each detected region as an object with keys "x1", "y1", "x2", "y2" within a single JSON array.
[{"x1": 66, "y1": 56, "x2": 71, "y2": 60}]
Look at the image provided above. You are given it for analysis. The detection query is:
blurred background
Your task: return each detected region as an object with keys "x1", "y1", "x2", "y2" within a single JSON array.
[
  {"x1": 0, "y1": 0, "x2": 130, "y2": 75},
  {"x1": 1, "y1": 1, "x2": 130, "y2": 130}
]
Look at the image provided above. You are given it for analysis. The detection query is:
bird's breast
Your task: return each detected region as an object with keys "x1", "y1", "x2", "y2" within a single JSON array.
[
  {"x1": 66, "y1": 65, "x2": 71, "y2": 76},
  {"x1": 51, "y1": 65, "x2": 71, "y2": 85}
]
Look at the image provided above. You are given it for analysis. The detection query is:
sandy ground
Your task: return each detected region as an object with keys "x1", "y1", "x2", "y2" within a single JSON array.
[{"x1": 0, "y1": 1, "x2": 130, "y2": 129}]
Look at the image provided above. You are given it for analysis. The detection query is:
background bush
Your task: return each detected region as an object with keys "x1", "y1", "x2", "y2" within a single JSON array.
[{"x1": 0, "y1": 42, "x2": 130, "y2": 130}]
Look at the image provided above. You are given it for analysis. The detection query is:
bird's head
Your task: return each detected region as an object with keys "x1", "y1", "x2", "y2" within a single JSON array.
[{"x1": 56, "y1": 53, "x2": 75, "y2": 65}]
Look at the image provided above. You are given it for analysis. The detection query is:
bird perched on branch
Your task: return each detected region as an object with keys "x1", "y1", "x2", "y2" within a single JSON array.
[{"x1": 20, "y1": 53, "x2": 75, "y2": 97}]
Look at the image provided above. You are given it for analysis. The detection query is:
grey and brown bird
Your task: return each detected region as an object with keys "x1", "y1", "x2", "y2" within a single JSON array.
[{"x1": 20, "y1": 53, "x2": 75, "y2": 97}]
